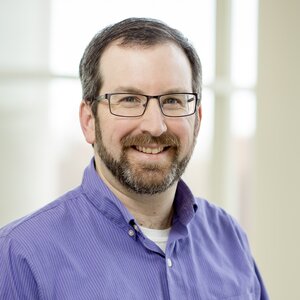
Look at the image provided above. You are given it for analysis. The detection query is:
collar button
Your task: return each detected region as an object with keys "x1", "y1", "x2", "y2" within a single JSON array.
[{"x1": 128, "y1": 229, "x2": 135, "y2": 237}]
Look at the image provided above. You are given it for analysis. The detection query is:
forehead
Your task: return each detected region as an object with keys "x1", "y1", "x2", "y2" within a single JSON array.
[{"x1": 99, "y1": 40, "x2": 193, "y2": 93}]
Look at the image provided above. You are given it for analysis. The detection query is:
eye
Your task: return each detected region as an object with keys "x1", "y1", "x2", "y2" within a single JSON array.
[
  {"x1": 162, "y1": 96, "x2": 184, "y2": 107},
  {"x1": 164, "y1": 97, "x2": 180, "y2": 104},
  {"x1": 112, "y1": 94, "x2": 144, "y2": 108},
  {"x1": 120, "y1": 96, "x2": 141, "y2": 103}
]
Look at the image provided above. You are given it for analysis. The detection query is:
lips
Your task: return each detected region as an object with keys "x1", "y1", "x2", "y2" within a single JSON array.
[
  {"x1": 122, "y1": 133, "x2": 179, "y2": 156},
  {"x1": 135, "y1": 146, "x2": 165, "y2": 154}
]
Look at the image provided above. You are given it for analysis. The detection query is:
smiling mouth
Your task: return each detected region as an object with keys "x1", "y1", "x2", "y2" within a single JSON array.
[{"x1": 135, "y1": 145, "x2": 167, "y2": 154}]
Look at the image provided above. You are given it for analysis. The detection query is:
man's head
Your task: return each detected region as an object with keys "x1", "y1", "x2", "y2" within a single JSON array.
[
  {"x1": 79, "y1": 18, "x2": 202, "y2": 113},
  {"x1": 79, "y1": 18, "x2": 202, "y2": 195}
]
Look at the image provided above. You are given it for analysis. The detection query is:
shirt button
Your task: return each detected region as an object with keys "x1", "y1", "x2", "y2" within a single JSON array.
[
  {"x1": 167, "y1": 258, "x2": 173, "y2": 268},
  {"x1": 128, "y1": 229, "x2": 135, "y2": 237}
]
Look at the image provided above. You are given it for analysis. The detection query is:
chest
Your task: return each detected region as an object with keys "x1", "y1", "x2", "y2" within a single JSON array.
[{"x1": 35, "y1": 227, "x2": 260, "y2": 300}]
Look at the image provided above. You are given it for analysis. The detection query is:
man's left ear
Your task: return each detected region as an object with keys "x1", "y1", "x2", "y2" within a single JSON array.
[{"x1": 195, "y1": 105, "x2": 202, "y2": 135}]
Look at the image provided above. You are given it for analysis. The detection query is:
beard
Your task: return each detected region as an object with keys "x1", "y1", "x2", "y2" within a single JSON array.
[{"x1": 94, "y1": 116, "x2": 197, "y2": 195}]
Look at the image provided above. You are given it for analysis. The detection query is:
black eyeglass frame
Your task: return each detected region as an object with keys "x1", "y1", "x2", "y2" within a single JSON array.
[{"x1": 93, "y1": 92, "x2": 201, "y2": 117}]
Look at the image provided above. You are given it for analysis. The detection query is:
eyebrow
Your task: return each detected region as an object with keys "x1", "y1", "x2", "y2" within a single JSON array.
[{"x1": 111, "y1": 86, "x2": 191, "y2": 95}]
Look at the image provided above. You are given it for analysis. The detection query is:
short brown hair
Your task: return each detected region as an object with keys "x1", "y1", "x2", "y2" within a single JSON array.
[{"x1": 79, "y1": 17, "x2": 202, "y2": 109}]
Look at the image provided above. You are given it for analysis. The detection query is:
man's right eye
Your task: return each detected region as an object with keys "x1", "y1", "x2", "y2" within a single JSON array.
[
  {"x1": 120, "y1": 96, "x2": 140, "y2": 103},
  {"x1": 115, "y1": 95, "x2": 143, "y2": 107}
]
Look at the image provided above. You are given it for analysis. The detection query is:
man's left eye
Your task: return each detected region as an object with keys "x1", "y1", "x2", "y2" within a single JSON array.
[
  {"x1": 163, "y1": 97, "x2": 184, "y2": 106},
  {"x1": 164, "y1": 98, "x2": 179, "y2": 104}
]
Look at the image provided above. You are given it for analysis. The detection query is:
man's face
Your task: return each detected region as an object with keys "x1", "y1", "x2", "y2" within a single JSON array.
[{"x1": 92, "y1": 41, "x2": 201, "y2": 194}]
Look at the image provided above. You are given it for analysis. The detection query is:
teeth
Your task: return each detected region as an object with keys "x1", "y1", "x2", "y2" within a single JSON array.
[{"x1": 136, "y1": 146, "x2": 164, "y2": 154}]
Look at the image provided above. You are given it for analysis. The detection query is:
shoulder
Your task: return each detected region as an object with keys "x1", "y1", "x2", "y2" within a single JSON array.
[
  {"x1": 0, "y1": 188, "x2": 83, "y2": 299},
  {"x1": 192, "y1": 197, "x2": 250, "y2": 251},
  {"x1": 194, "y1": 197, "x2": 241, "y2": 227},
  {"x1": 0, "y1": 186, "x2": 83, "y2": 244}
]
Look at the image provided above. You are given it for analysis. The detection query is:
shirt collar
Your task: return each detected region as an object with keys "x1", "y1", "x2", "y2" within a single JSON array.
[
  {"x1": 81, "y1": 158, "x2": 198, "y2": 229},
  {"x1": 81, "y1": 158, "x2": 134, "y2": 230},
  {"x1": 173, "y1": 179, "x2": 198, "y2": 226}
]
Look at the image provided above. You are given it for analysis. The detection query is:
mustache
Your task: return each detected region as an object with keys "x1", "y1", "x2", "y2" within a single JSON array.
[{"x1": 121, "y1": 132, "x2": 180, "y2": 148}]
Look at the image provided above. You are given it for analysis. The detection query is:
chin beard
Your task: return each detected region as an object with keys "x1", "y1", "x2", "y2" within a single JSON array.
[
  {"x1": 100, "y1": 148, "x2": 191, "y2": 195},
  {"x1": 94, "y1": 116, "x2": 196, "y2": 195}
]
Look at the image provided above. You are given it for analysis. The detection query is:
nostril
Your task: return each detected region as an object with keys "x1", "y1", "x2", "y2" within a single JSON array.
[
  {"x1": 140, "y1": 113, "x2": 167, "y2": 134},
  {"x1": 140, "y1": 120, "x2": 167, "y2": 137}
]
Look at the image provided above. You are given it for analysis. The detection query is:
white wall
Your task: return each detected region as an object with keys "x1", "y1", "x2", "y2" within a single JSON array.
[
  {"x1": 0, "y1": 0, "x2": 53, "y2": 224},
  {"x1": 253, "y1": 0, "x2": 300, "y2": 299},
  {"x1": 0, "y1": 0, "x2": 93, "y2": 227}
]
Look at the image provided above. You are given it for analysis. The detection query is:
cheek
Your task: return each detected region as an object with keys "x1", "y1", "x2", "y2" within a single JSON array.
[
  {"x1": 168, "y1": 118, "x2": 196, "y2": 154},
  {"x1": 100, "y1": 119, "x2": 136, "y2": 155}
]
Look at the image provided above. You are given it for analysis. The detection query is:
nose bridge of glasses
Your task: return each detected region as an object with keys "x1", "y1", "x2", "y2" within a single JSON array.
[
  {"x1": 140, "y1": 95, "x2": 167, "y2": 135},
  {"x1": 144, "y1": 95, "x2": 163, "y2": 111}
]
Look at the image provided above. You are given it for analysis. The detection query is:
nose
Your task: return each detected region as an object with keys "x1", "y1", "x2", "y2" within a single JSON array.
[{"x1": 139, "y1": 98, "x2": 167, "y2": 137}]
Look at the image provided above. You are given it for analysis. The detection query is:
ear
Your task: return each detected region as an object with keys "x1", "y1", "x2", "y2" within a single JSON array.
[
  {"x1": 195, "y1": 105, "x2": 202, "y2": 136},
  {"x1": 79, "y1": 101, "x2": 96, "y2": 145}
]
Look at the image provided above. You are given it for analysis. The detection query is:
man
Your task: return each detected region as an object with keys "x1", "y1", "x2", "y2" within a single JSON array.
[{"x1": 0, "y1": 18, "x2": 268, "y2": 299}]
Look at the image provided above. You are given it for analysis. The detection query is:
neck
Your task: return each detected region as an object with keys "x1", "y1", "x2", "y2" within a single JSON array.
[{"x1": 95, "y1": 156, "x2": 177, "y2": 229}]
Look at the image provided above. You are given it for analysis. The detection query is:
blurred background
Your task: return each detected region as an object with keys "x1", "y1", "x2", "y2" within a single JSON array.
[{"x1": 0, "y1": 0, "x2": 299, "y2": 298}]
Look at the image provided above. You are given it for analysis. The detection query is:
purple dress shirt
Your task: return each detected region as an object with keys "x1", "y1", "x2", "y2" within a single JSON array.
[{"x1": 0, "y1": 158, "x2": 269, "y2": 299}]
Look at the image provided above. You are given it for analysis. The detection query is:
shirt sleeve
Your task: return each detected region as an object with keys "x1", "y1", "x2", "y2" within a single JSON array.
[
  {"x1": 229, "y1": 215, "x2": 270, "y2": 300},
  {"x1": 253, "y1": 260, "x2": 269, "y2": 300},
  {"x1": 0, "y1": 236, "x2": 40, "y2": 300}
]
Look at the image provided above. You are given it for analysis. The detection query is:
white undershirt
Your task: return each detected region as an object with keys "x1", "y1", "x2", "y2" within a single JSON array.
[{"x1": 139, "y1": 225, "x2": 171, "y2": 253}]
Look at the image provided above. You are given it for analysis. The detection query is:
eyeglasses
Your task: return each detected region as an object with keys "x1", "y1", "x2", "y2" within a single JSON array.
[{"x1": 94, "y1": 92, "x2": 200, "y2": 117}]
